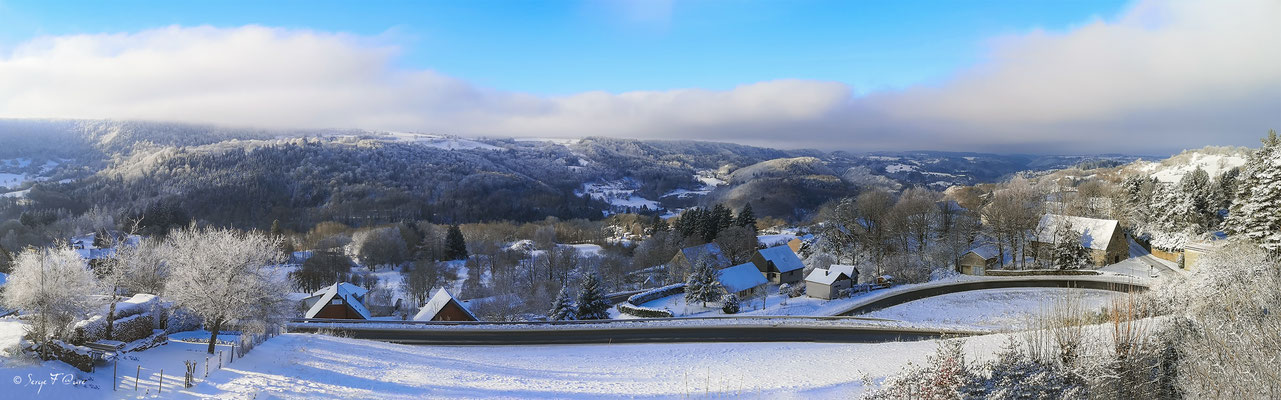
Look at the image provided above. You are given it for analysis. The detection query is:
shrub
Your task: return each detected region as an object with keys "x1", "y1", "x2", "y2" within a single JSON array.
[
  {"x1": 615, "y1": 302, "x2": 673, "y2": 318},
  {"x1": 721, "y1": 294, "x2": 740, "y2": 314}
]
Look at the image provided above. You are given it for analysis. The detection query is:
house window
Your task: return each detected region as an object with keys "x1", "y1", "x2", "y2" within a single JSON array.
[{"x1": 331, "y1": 299, "x2": 342, "y2": 305}]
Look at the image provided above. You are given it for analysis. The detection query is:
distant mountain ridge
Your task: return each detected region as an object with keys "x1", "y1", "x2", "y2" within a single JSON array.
[{"x1": 0, "y1": 119, "x2": 1157, "y2": 227}]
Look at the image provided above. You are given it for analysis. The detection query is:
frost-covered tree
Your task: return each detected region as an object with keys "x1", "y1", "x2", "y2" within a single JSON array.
[
  {"x1": 573, "y1": 274, "x2": 610, "y2": 320},
  {"x1": 348, "y1": 227, "x2": 409, "y2": 270},
  {"x1": 1051, "y1": 221, "x2": 1089, "y2": 270},
  {"x1": 684, "y1": 260, "x2": 724, "y2": 307},
  {"x1": 2, "y1": 247, "x2": 102, "y2": 355},
  {"x1": 1226, "y1": 129, "x2": 1281, "y2": 252},
  {"x1": 547, "y1": 286, "x2": 576, "y2": 321},
  {"x1": 163, "y1": 226, "x2": 290, "y2": 354}
]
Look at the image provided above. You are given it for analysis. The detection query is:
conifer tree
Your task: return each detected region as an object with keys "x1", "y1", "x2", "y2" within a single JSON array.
[
  {"x1": 649, "y1": 214, "x2": 669, "y2": 235},
  {"x1": 444, "y1": 225, "x2": 468, "y2": 260},
  {"x1": 684, "y1": 260, "x2": 724, "y2": 307},
  {"x1": 736, "y1": 203, "x2": 757, "y2": 231},
  {"x1": 574, "y1": 274, "x2": 611, "y2": 320},
  {"x1": 547, "y1": 285, "x2": 577, "y2": 321},
  {"x1": 1227, "y1": 129, "x2": 1281, "y2": 252}
]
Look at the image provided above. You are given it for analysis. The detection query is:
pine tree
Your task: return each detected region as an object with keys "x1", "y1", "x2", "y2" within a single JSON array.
[
  {"x1": 444, "y1": 225, "x2": 468, "y2": 260},
  {"x1": 735, "y1": 203, "x2": 757, "y2": 230},
  {"x1": 0, "y1": 246, "x2": 12, "y2": 275},
  {"x1": 574, "y1": 274, "x2": 611, "y2": 320},
  {"x1": 93, "y1": 228, "x2": 110, "y2": 248},
  {"x1": 684, "y1": 260, "x2": 724, "y2": 307},
  {"x1": 1179, "y1": 167, "x2": 1213, "y2": 231},
  {"x1": 1227, "y1": 129, "x2": 1281, "y2": 252},
  {"x1": 649, "y1": 214, "x2": 669, "y2": 235},
  {"x1": 270, "y1": 219, "x2": 283, "y2": 237},
  {"x1": 547, "y1": 285, "x2": 577, "y2": 321},
  {"x1": 1051, "y1": 222, "x2": 1089, "y2": 269}
]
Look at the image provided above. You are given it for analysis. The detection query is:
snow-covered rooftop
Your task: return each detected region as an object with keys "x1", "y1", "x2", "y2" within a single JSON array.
[
  {"x1": 414, "y1": 288, "x2": 478, "y2": 322},
  {"x1": 967, "y1": 244, "x2": 1000, "y2": 260},
  {"x1": 1034, "y1": 214, "x2": 1120, "y2": 251},
  {"x1": 805, "y1": 266, "x2": 856, "y2": 285},
  {"x1": 718, "y1": 263, "x2": 768, "y2": 293},
  {"x1": 680, "y1": 242, "x2": 731, "y2": 269},
  {"x1": 755, "y1": 245, "x2": 804, "y2": 273},
  {"x1": 305, "y1": 282, "x2": 372, "y2": 319}
]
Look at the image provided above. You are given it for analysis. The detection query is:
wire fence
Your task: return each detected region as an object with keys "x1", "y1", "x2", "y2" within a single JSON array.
[{"x1": 109, "y1": 329, "x2": 279, "y2": 394}]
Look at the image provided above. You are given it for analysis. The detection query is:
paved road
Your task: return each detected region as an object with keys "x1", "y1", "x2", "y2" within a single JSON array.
[
  {"x1": 831, "y1": 276, "x2": 1150, "y2": 316},
  {"x1": 286, "y1": 322, "x2": 977, "y2": 345}
]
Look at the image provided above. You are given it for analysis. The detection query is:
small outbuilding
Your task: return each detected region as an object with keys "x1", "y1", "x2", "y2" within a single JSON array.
[
  {"x1": 413, "y1": 288, "x2": 479, "y2": 322},
  {"x1": 303, "y1": 282, "x2": 372, "y2": 320},
  {"x1": 959, "y1": 244, "x2": 1000, "y2": 275},
  {"x1": 805, "y1": 264, "x2": 859, "y2": 299},
  {"x1": 718, "y1": 262, "x2": 769, "y2": 300},
  {"x1": 750, "y1": 245, "x2": 806, "y2": 284}
]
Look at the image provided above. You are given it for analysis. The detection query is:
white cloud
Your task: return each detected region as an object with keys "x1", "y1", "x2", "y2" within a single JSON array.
[{"x1": 1, "y1": 0, "x2": 1278, "y2": 154}]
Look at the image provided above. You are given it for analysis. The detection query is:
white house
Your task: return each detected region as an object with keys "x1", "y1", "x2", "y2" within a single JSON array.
[
  {"x1": 805, "y1": 264, "x2": 859, "y2": 299},
  {"x1": 718, "y1": 262, "x2": 768, "y2": 300}
]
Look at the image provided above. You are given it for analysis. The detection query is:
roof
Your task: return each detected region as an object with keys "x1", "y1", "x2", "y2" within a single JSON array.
[
  {"x1": 680, "y1": 243, "x2": 731, "y2": 269},
  {"x1": 718, "y1": 263, "x2": 768, "y2": 293},
  {"x1": 413, "y1": 288, "x2": 478, "y2": 321},
  {"x1": 304, "y1": 282, "x2": 372, "y2": 319},
  {"x1": 966, "y1": 244, "x2": 1000, "y2": 260},
  {"x1": 755, "y1": 245, "x2": 805, "y2": 273},
  {"x1": 1035, "y1": 214, "x2": 1120, "y2": 251},
  {"x1": 311, "y1": 282, "x2": 368, "y2": 299},
  {"x1": 806, "y1": 265, "x2": 858, "y2": 285}
]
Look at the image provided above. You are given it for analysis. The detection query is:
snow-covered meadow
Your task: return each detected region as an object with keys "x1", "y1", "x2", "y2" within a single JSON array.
[{"x1": 862, "y1": 288, "x2": 1121, "y2": 330}]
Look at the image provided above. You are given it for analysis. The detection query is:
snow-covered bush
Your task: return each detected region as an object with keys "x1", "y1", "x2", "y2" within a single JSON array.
[
  {"x1": 165, "y1": 307, "x2": 202, "y2": 334},
  {"x1": 721, "y1": 294, "x2": 739, "y2": 314},
  {"x1": 615, "y1": 302, "x2": 673, "y2": 318}
]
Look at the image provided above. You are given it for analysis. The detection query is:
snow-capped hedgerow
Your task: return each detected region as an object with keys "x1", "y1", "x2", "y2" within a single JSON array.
[
  {"x1": 1, "y1": 247, "x2": 103, "y2": 351},
  {"x1": 163, "y1": 225, "x2": 291, "y2": 354}
]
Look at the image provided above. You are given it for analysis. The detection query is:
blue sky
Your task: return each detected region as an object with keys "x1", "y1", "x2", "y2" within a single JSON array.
[
  {"x1": 0, "y1": 0, "x2": 1129, "y2": 95},
  {"x1": 0, "y1": 0, "x2": 1276, "y2": 154}
]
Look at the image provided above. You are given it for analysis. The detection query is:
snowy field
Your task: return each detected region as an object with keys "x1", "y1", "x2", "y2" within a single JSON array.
[
  {"x1": 862, "y1": 288, "x2": 1121, "y2": 330},
  {"x1": 619, "y1": 283, "x2": 888, "y2": 319},
  {"x1": 186, "y1": 332, "x2": 1010, "y2": 399}
]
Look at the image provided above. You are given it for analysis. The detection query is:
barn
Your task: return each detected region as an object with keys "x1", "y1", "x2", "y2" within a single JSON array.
[
  {"x1": 413, "y1": 288, "x2": 479, "y2": 322},
  {"x1": 750, "y1": 245, "x2": 806, "y2": 284},
  {"x1": 302, "y1": 282, "x2": 372, "y2": 320}
]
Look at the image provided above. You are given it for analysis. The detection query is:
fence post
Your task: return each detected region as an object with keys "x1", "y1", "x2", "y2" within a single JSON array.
[
  {"x1": 113, "y1": 357, "x2": 117, "y2": 391},
  {"x1": 205, "y1": 356, "x2": 210, "y2": 378},
  {"x1": 134, "y1": 365, "x2": 139, "y2": 391},
  {"x1": 158, "y1": 369, "x2": 163, "y2": 394},
  {"x1": 219, "y1": 350, "x2": 223, "y2": 369}
]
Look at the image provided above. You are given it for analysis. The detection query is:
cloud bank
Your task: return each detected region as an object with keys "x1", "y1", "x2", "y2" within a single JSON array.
[{"x1": 1, "y1": 0, "x2": 1277, "y2": 154}]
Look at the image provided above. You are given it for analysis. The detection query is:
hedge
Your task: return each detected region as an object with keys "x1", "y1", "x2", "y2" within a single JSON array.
[
  {"x1": 627, "y1": 283, "x2": 686, "y2": 305},
  {"x1": 615, "y1": 302, "x2": 674, "y2": 318}
]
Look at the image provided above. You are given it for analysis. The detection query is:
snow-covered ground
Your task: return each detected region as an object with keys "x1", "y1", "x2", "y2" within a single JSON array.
[
  {"x1": 863, "y1": 288, "x2": 1121, "y2": 330},
  {"x1": 620, "y1": 283, "x2": 887, "y2": 319},
  {"x1": 183, "y1": 332, "x2": 1011, "y2": 399},
  {"x1": 578, "y1": 180, "x2": 661, "y2": 212}
]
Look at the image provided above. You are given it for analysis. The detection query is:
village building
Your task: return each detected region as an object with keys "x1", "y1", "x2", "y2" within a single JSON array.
[
  {"x1": 1031, "y1": 214, "x2": 1128, "y2": 266},
  {"x1": 666, "y1": 242, "x2": 732, "y2": 279},
  {"x1": 302, "y1": 282, "x2": 372, "y2": 320},
  {"x1": 718, "y1": 262, "x2": 768, "y2": 300},
  {"x1": 958, "y1": 244, "x2": 1000, "y2": 275},
  {"x1": 805, "y1": 264, "x2": 859, "y2": 299},
  {"x1": 413, "y1": 288, "x2": 479, "y2": 322},
  {"x1": 749, "y1": 245, "x2": 806, "y2": 284}
]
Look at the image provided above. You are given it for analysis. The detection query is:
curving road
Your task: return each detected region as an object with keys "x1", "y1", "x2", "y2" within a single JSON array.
[{"x1": 831, "y1": 275, "x2": 1150, "y2": 316}]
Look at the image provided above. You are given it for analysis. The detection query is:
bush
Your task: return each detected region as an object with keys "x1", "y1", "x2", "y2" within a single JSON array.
[
  {"x1": 626, "y1": 283, "x2": 685, "y2": 305},
  {"x1": 165, "y1": 308, "x2": 202, "y2": 334},
  {"x1": 721, "y1": 294, "x2": 740, "y2": 314}
]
